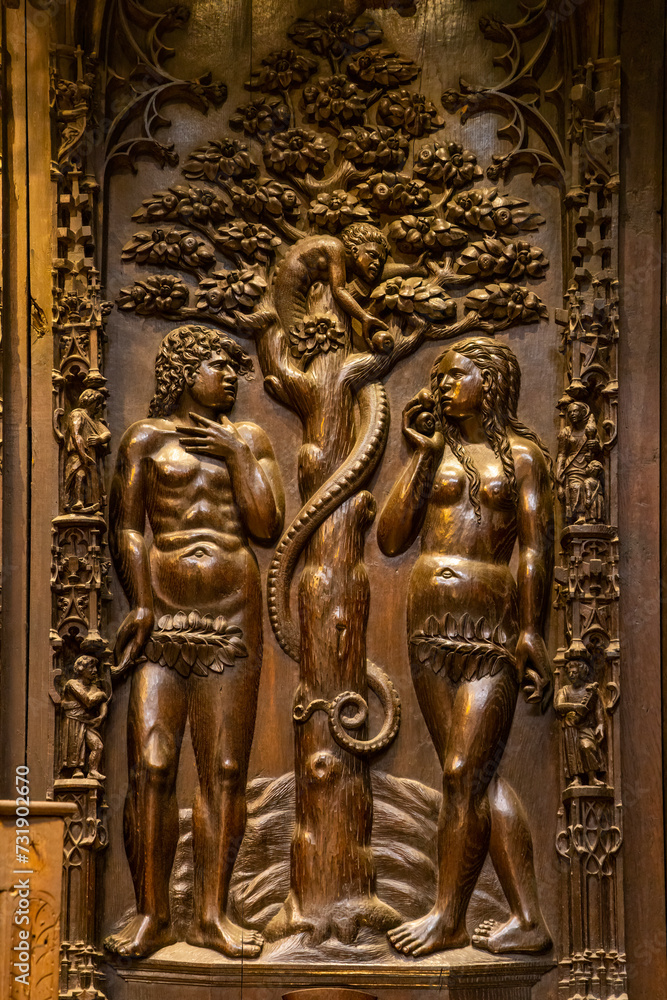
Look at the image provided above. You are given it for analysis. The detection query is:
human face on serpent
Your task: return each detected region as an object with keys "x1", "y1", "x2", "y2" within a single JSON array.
[
  {"x1": 188, "y1": 350, "x2": 238, "y2": 415},
  {"x1": 435, "y1": 350, "x2": 487, "y2": 423},
  {"x1": 352, "y1": 241, "x2": 386, "y2": 283}
]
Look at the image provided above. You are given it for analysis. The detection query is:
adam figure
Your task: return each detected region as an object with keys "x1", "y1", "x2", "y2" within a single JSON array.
[{"x1": 105, "y1": 326, "x2": 284, "y2": 958}]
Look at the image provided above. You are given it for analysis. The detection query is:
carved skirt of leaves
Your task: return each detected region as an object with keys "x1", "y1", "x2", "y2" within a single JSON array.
[
  {"x1": 142, "y1": 610, "x2": 248, "y2": 678},
  {"x1": 410, "y1": 612, "x2": 515, "y2": 682}
]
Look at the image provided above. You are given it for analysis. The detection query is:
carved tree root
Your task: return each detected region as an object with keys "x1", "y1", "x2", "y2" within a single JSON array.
[
  {"x1": 267, "y1": 381, "x2": 400, "y2": 756},
  {"x1": 293, "y1": 662, "x2": 401, "y2": 757}
]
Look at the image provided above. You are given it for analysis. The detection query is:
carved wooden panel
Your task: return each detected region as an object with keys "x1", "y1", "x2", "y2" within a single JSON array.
[{"x1": 39, "y1": 2, "x2": 631, "y2": 999}]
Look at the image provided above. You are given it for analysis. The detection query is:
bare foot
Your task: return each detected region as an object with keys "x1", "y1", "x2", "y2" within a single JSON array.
[
  {"x1": 187, "y1": 915, "x2": 263, "y2": 958},
  {"x1": 388, "y1": 909, "x2": 469, "y2": 956},
  {"x1": 104, "y1": 914, "x2": 175, "y2": 958},
  {"x1": 472, "y1": 915, "x2": 552, "y2": 954}
]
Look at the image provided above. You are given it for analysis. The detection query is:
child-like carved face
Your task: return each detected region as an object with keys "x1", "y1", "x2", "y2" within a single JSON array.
[{"x1": 352, "y1": 241, "x2": 386, "y2": 283}]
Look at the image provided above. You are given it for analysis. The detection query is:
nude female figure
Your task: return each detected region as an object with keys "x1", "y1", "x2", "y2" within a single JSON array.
[{"x1": 378, "y1": 337, "x2": 553, "y2": 956}]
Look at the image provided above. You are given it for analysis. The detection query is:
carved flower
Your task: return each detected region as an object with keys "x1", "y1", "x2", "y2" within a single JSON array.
[
  {"x1": 132, "y1": 189, "x2": 180, "y2": 221},
  {"x1": 390, "y1": 177, "x2": 432, "y2": 212},
  {"x1": 356, "y1": 171, "x2": 431, "y2": 212},
  {"x1": 289, "y1": 313, "x2": 347, "y2": 364},
  {"x1": 445, "y1": 189, "x2": 493, "y2": 228},
  {"x1": 214, "y1": 221, "x2": 282, "y2": 264},
  {"x1": 413, "y1": 142, "x2": 483, "y2": 187},
  {"x1": 196, "y1": 268, "x2": 267, "y2": 314},
  {"x1": 182, "y1": 139, "x2": 257, "y2": 182},
  {"x1": 263, "y1": 128, "x2": 330, "y2": 176},
  {"x1": 464, "y1": 283, "x2": 548, "y2": 326},
  {"x1": 446, "y1": 188, "x2": 545, "y2": 234},
  {"x1": 133, "y1": 186, "x2": 231, "y2": 224},
  {"x1": 441, "y1": 88, "x2": 464, "y2": 113},
  {"x1": 117, "y1": 274, "x2": 190, "y2": 315},
  {"x1": 287, "y1": 12, "x2": 382, "y2": 59},
  {"x1": 377, "y1": 89, "x2": 445, "y2": 137},
  {"x1": 455, "y1": 238, "x2": 549, "y2": 279},
  {"x1": 229, "y1": 179, "x2": 265, "y2": 216},
  {"x1": 229, "y1": 96, "x2": 291, "y2": 138},
  {"x1": 371, "y1": 276, "x2": 457, "y2": 321},
  {"x1": 247, "y1": 48, "x2": 318, "y2": 92},
  {"x1": 338, "y1": 125, "x2": 409, "y2": 169},
  {"x1": 303, "y1": 75, "x2": 366, "y2": 127},
  {"x1": 388, "y1": 215, "x2": 467, "y2": 254},
  {"x1": 121, "y1": 229, "x2": 216, "y2": 271},
  {"x1": 348, "y1": 49, "x2": 418, "y2": 88},
  {"x1": 308, "y1": 189, "x2": 372, "y2": 233}
]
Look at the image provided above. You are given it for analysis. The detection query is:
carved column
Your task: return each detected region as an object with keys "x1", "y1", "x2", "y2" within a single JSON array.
[
  {"x1": 49, "y1": 42, "x2": 112, "y2": 1000},
  {"x1": 554, "y1": 58, "x2": 625, "y2": 1000}
]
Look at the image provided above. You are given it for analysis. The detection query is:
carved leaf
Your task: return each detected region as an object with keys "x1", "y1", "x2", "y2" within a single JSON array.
[{"x1": 410, "y1": 615, "x2": 514, "y2": 681}]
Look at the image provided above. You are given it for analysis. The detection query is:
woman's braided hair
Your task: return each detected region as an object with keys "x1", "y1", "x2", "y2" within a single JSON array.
[
  {"x1": 148, "y1": 325, "x2": 253, "y2": 418},
  {"x1": 429, "y1": 337, "x2": 553, "y2": 522}
]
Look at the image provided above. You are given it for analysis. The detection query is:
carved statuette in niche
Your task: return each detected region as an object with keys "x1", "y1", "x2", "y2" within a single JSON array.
[
  {"x1": 105, "y1": 325, "x2": 284, "y2": 959},
  {"x1": 554, "y1": 652, "x2": 607, "y2": 788},
  {"x1": 60, "y1": 654, "x2": 110, "y2": 780},
  {"x1": 378, "y1": 337, "x2": 553, "y2": 956},
  {"x1": 63, "y1": 388, "x2": 111, "y2": 513},
  {"x1": 556, "y1": 399, "x2": 603, "y2": 525}
]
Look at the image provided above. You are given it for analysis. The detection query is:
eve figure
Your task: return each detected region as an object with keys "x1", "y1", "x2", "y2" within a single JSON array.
[
  {"x1": 272, "y1": 221, "x2": 426, "y2": 352},
  {"x1": 378, "y1": 337, "x2": 553, "y2": 957},
  {"x1": 554, "y1": 655, "x2": 606, "y2": 787},
  {"x1": 105, "y1": 326, "x2": 284, "y2": 959}
]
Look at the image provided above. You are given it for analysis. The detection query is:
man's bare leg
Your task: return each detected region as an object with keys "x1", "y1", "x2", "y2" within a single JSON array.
[
  {"x1": 472, "y1": 775, "x2": 552, "y2": 953},
  {"x1": 104, "y1": 663, "x2": 187, "y2": 957},
  {"x1": 186, "y1": 654, "x2": 263, "y2": 957},
  {"x1": 389, "y1": 669, "x2": 518, "y2": 956}
]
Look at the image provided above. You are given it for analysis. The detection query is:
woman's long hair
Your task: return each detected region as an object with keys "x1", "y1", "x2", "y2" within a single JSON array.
[{"x1": 429, "y1": 337, "x2": 552, "y2": 522}]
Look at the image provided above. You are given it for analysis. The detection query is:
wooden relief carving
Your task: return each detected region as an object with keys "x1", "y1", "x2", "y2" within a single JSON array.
[
  {"x1": 105, "y1": 327, "x2": 284, "y2": 957},
  {"x1": 378, "y1": 337, "x2": 553, "y2": 957},
  {"x1": 111, "y1": 6, "x2": 556, "y2": 960},
  {"x1": 42, "y1": 3, "x2": 627, "y2": 1000}
]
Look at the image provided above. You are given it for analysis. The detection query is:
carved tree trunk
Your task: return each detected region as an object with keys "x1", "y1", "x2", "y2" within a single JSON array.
[{"x1": 266, "y1": 361, "x2": 398, "y2": 940}]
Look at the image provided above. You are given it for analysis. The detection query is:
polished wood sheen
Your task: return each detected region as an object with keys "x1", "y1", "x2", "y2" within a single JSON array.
[{"x1": 3, "y1": 1, "x2": 661, "y2": 999}]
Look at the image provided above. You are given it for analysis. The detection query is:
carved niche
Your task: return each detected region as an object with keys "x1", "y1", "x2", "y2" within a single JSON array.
[{"x1": 46, "y1": 3, "x2": 625, "y2": 1000}]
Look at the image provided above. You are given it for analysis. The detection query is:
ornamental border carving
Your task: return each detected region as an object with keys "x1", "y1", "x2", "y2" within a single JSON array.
[{"x1": 45, "y1": 4, "x2": 623, "y2": 999}]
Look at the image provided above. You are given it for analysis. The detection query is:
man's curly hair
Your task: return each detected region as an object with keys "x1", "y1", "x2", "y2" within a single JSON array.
[
  {"x1": 148, "y1": 325, "x2": 254, "y2": 418},
  {"x1": 340, "y1": 222, "x2": 389, "y2": 256}
]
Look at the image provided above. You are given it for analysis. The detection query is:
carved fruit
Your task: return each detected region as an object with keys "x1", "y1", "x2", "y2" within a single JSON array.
[{"x1": 371, "y1": 331, "x2": 394, "y2": 354}]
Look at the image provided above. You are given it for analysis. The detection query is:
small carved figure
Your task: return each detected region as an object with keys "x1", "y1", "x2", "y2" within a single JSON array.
[
  {"x1": 378, "y1": 337, "x2": 553, "y2": 957},
  {"x1": 60, "y1": 655, "x2": 109, "y2": 780},
  {"x1": 583, "y1": 459, "x2": 605, "y2": 523},
  {"x1": 556, "y1": 400, "x2": 601, "y2": 524},
  {"x1": 554, "y1": 655, "x2": 606, "y2": 787},
  {"x1": 272, "y1": 221, "x2": 426, "y2": 353},
  {"x1": 63, "y1": 388, "x2": 110, "y2": 512},
  {"x1": 105, "y1": 325, "x2": 284, "y2": 960}
]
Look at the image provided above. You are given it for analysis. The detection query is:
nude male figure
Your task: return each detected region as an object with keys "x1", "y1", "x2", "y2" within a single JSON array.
[{"x1": 105, "y1": 325, "x2": 284, "y2": 959}]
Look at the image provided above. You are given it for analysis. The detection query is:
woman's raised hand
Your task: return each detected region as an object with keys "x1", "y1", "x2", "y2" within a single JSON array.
[{"x1": 402, "y1": 389, "x2": 444, "y2": 457}]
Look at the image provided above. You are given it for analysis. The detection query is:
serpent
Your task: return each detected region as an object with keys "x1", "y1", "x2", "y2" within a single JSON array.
[{"x1": 267, "y1": 380, "x2": 401, "y2": 756}]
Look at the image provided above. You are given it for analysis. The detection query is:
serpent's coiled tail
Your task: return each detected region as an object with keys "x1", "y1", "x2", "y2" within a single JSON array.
[{"x1": 267, "y1": 381, "x2": 400, "y2": 756}]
